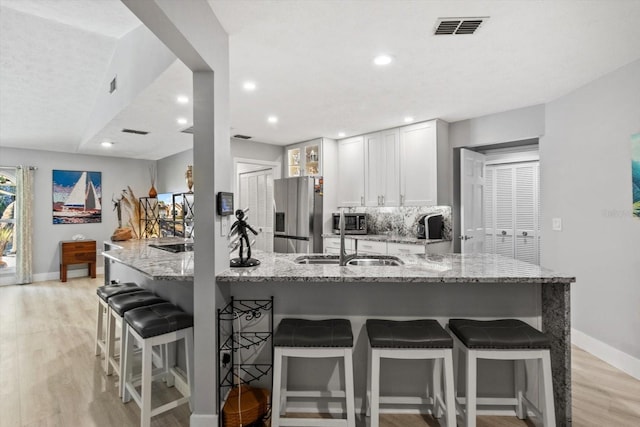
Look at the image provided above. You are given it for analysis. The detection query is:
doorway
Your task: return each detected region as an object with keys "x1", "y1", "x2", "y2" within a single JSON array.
[{"x1": 234, "y1": 159, "x2": 281, "y2": 253}]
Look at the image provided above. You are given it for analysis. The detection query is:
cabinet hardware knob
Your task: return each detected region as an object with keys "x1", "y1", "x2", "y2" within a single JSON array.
[
  {"x1": 501, "y1": 230, "x2": 507, "y2": 236},
  {"x1": 522, "y1": 231, "x2": 528, "y2": 237}
]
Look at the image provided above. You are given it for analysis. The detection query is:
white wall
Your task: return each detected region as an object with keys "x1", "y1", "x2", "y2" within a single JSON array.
[
  {"x1": 156, "y1": 148, "x2": 193, "y2": 193},
  {"x1": 541, "y1": 59, "x2": 640, "y2": 373},
  {"x1": 0, "y1": 147, "x2": 152, "y2": 277},
  {"x1": 231, "y1": 137, "x2": 283, "y2": 165}
]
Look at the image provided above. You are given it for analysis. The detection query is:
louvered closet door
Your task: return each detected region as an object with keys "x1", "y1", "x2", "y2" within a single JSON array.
[
  {"x1": 484, "y1": 161, "x2": 539, "y2": 265},
  {"x1": 484, "y1": 167, "x2": 495, "y2": 253},
  {"x1": 514, "y1": 163, "x2": 539, "y2": 264},
  {"x1": 494, "y1": 166, "x2": 514, "y2": 257}
]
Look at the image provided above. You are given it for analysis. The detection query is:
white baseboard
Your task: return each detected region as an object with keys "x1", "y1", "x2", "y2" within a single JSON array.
[
  {"x1": 572, "y1": 328, "x2": 640, "y2": 380},
  {"x1": 32, "y1": 267, "x2": 104, "y2": 283},
  {"x1": 190, "y1": 413, "x2": 218, "y2": 427}
]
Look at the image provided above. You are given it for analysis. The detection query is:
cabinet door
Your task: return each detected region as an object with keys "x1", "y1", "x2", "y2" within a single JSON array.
[
  {"x1": 364, "y1": 132, "x2": 381, "y2": 206},
  {"x1": 380, "y1": 128, "x2": 400, "y2": 206},
  {"x1": 364, "y1": 129, "x2": 400, "y2": 206},
  {"x1": 400, "y1": 121, "x2": 437, "y2": 206},
  {"x1": 338, "y1": 136, "x2": 365, "y2": 206},
  {"x1": 387, "y1": 242, "x2": 424, "y2": 255},
  {"x1": 355, "y1": 240, "x2": 386, "y2": 255},
  {"x1": 285, "y1": 139, "x2": 322, "y2": 177}
]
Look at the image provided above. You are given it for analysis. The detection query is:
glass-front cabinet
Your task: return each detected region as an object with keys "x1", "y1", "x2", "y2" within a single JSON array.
[{"x1": 285, "y1": 138, "x2": 322, "y2": 177}]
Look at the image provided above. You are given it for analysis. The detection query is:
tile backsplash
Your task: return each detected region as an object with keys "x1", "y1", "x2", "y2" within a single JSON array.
[{"x1": 346, "y1": 206, "x2": 452, "y2": 240}]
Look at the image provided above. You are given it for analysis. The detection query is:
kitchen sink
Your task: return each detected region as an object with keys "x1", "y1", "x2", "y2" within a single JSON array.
[
  {"x1": 294, "y1": 255, "x2": 404, "y2": 266},
  {"x1": 295, "y1": 255, "x2": 340, "y2": 264},
  {"x1": 346, "y1": 256, "x2": 404, "y2": 266}
]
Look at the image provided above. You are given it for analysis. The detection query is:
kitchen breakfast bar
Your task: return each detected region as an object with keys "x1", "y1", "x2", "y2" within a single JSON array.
[{"x1": 103, "y1": 238, "x2": 575, "y2": 425}]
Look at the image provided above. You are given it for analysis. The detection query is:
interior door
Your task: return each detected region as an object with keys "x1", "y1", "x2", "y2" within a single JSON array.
[
  {"x1": 239, "y1": 169, "x2": 274, "y2": 252},
  {"x1": 460, "y1": 148, "x2": 486, "y2": 254}
]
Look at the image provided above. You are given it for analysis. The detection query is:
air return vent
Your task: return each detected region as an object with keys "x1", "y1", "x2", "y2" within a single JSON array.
[
  {"x1": 434, "y1": 17, "x2": 487, "y2": 35},
  {"x1": 181, "y1": 126, "x2": 194, "y2": 134},
  {"x1": 121, "y1": 128, "x2": 149, "y2": 135},
  {"x1": 233, "y1": 134, "x2": 252, "y2": 140}
]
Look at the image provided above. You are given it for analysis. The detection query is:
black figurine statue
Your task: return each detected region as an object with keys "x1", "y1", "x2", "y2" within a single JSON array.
[{"x1": 229, "y1": 209, "x2": 260, "y2": 267}]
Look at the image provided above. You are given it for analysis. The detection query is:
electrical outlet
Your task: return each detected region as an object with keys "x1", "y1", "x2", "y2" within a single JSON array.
[{"x1": 552, "y1": 218, "x2": 562, "y2": 231}]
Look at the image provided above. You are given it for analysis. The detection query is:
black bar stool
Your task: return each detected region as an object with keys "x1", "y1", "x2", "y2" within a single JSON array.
[
  {"x1": 95, "y1": 282, "x2": 142, "y2": 368},
  {"x1": 106, "y1": 290, "x2": 167, "y2": 396},
  {"x1": 272, "y1": 318, "x2": 355, "y2": 427},
  {"x1": 122, "y1": 303, "x2": 194, "y2": 427},
  {"x1": 365, "y1": 319, "x2": 456, "y2": 427},
  {"x1": 448, "y1": 318, "x2": 555, "y2": 427}
]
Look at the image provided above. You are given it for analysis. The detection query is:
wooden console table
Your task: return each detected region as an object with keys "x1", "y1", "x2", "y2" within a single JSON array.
[{"x1": 60, "y1": 240, "x2": 96, "y2": 282}]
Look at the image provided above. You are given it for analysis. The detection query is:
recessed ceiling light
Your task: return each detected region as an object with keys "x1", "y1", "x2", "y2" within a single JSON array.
[
  {"x1": 373, "y1": 54, "x2": 393, "y2": 66},
  {"x1": 177, "y1": 95, "x2": 189, "y2": 104},
  {"x1": 404, "y1": 116, "x2": 414, "y2": 123},
  {"x1": 338, "y1": 132, "x2": 346, "y2": 138},
  {"x1": 101, "y1": 141, "x2": 113, "y2": 147},
  {"x1": 177, "y1": 117, "x2": 188, "y2": 125},
  {"x1": 243, "y1": 81, "x2": 257, "y2": 91},
  {"x1": 267, "y1": 116, "x2": 278, "y2": 124}
]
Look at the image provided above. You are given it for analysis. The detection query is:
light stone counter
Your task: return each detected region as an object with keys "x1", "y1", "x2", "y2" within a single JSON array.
[
  {"x1": 102, "y1": 237, "x2": 194, "y2": 281},
  {"x1": 216, "y1": 252, "x2": 574, "y2": 284}
]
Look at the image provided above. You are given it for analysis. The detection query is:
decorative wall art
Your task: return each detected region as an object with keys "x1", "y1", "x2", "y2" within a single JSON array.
[
  {"x1": 52, "y1": 170, "x2": 102, "y2": 224},
  {"x1": 633, "y1": 133, "x2": 640, "y2": 219}
]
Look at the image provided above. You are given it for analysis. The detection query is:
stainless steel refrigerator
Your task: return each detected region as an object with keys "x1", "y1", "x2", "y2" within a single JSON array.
[{"x1": 273, "y1": 176, "x2": 323, "y2": 253}]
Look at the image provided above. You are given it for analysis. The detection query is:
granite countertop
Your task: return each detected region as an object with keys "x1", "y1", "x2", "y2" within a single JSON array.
[
  {"x1": 216, "y1": 252, "x2": 575, "y2": 284},
  {"x1": 322, "y1": 233, "x2": 449, "y2": 245},
  {"x1": 103, "y1": 237, "x2": 194, "y2": 281}
]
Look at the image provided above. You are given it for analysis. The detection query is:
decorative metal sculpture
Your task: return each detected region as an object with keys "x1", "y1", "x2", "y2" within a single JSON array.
[{"x1": 229, "y1": 209, "x2": 260, "y2": 267}]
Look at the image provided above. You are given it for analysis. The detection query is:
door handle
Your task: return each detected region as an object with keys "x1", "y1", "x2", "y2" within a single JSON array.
[
  {"x1": 361, "y1": 196, "x2": 364, "y2": 206},
  {"x1": 400, "y1": 194, "x2": 404, "y2": 205},
  {"x1": 382, "y1": 195, "x2": 385, "y2": 205},
  {"x1": 458, "y1": 235, "x2": 473, "y2": 241},
  {"x1": 377, "y1": 196, "x2": 381, "y2": 205}
]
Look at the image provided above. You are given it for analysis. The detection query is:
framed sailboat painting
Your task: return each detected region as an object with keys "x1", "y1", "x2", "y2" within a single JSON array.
[{"x1": 52, "y1": 170, "x2": 102, "y2": 224}]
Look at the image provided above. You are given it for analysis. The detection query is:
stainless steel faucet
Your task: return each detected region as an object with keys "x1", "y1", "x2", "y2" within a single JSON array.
[{"x1": 339, "y1": 208, "x2": 356, "y2": 266}]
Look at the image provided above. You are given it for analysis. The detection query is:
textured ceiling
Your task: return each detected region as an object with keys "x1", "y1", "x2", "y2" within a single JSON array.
[{"x1": 1, "y1": 0, "x2": 640, "y2": 160}]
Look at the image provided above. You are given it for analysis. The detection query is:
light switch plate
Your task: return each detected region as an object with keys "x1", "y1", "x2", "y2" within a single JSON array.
[{"x1": 552, "y1": 218, "x2": 562, "y2": 231}]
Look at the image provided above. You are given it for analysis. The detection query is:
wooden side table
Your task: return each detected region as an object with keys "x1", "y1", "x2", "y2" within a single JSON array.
[{"x1": 60, "y1": 240, "x2": 96, "y2": 282}]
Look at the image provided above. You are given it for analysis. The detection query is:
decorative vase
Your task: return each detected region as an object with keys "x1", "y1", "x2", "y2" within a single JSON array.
[
  {"x1": 185, "y1": 165, "x2": 194, "y2": 192},
  {"x1": 148, "y1": 185, "x2": 158, "y2": 198}
]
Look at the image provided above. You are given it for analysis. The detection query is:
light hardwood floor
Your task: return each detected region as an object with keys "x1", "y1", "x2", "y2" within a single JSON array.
[{"x1": 1, "y1": 277, "x2": 638, "y2": 426}]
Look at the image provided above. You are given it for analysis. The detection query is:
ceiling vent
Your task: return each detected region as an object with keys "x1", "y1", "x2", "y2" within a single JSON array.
[
  {"x1": 233, "y1": 134, "x2": 252, "y2": 140},
  {"x1": 181, "y1": 126, "x2": 194, "y2": 134},
  {"x1": 434, "y1": 17, "x2": 487, "y2": 35},
  {"x1": 121, "y1": 128, "x2": 149, "y2": 135}
]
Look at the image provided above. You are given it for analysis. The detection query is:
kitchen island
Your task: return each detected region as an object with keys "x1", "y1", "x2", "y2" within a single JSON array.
[
  {"x1": 102, "y1": 237, "x2": 194, "y2": 313},
  {"x1": 217, "y1": 252, "x2": 575, "y2": 425}
]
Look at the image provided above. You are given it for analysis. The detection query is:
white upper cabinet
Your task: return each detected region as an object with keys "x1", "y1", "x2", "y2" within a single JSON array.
[
  {"x1": 285, "y1": 138, "x2": 322, "y2": 177},
  {"x1": 399, "y1": 121, "x2": 438, "y2": 206},
  {"x1": 337, "y1": 136, "x2": 365, "y2": 206},
  {"x1": 364, "y1": 128, "x2": 400, "y2": 206}
]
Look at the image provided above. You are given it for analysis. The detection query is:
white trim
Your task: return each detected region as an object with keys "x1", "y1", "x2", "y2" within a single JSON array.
[
  {"x1": 190, "y1": 413, "x2": 219, "y2": 427},
  {"x1": 572, "y1": 328, "x2": 640, "y2": 380}
]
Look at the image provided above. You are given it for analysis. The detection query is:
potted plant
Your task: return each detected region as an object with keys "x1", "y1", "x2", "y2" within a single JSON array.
[{"x1": 0, "y1": 226, "x2": 13, "y2": 268}]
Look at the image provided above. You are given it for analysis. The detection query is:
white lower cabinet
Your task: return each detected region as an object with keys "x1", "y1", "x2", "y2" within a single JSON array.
[
  {"x1": 324, "y1": 237, "x2": 353, "y2": 254},
  {"x1": 387, "y1": 242, "x2": 425, "y2": 255},
  {"x1": 355, "y1": 240, "x2": 387, "y2": 255}
]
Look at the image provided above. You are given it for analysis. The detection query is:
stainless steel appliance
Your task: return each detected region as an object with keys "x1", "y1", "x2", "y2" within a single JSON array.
[
  {"x1": 332, "y1": 213, "x2": 367, "y2": 234},
  {"x1": 417, "y1": 214, "x2": 443, "y2": 239},
  {"x1": 274, "y1": 176, "x2": 323, "y2": 253}
]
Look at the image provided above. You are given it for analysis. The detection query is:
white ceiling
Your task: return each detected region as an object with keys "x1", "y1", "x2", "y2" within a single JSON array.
[{"x1": 1, "y1": 0, "x2": 640, "y2": 160}]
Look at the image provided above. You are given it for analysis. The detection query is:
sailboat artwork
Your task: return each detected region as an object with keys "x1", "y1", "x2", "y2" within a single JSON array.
[{"x1": 52, "y1": 170, "x2": 102, "y2": 224}]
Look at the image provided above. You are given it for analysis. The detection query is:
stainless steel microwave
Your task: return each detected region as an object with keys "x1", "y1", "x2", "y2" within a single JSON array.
[{"x1": 332, "y1": 213, "x2": 367, "y2": 234}]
